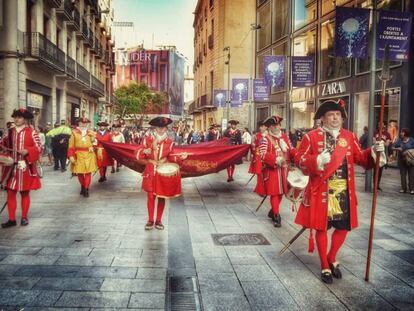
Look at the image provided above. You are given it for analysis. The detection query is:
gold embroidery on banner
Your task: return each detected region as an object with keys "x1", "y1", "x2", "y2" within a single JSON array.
[{"x1": 183, "y1": 159, "x2": 218, "y2": 172}]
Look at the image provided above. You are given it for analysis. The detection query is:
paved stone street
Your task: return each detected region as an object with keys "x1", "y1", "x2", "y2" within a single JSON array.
[{"x1": 0, "y1": 162, "x2": 413, "y2": 310}]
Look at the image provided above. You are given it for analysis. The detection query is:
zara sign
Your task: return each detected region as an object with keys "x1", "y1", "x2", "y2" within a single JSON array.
[{"x1": 321, "y1": 81, "x2": 346, "y2": 96}]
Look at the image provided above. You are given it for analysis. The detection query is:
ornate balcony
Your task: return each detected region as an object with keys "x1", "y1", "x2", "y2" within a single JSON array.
[
  {"x1": 56, "y1": 0, "x2": 74, "y2": 21},
  {"x1": 82, "y1": 18, "x2": 89, "y2": 42},
  {"x1": 76, "y1": 63, "x2": 91, "y2": 86},
  {"x1": 67, "y1": 8, "x2": 80, "y2": 32},
  {"x1": 91, "y1": 75, "x2": 105, "y2": 96},
  {"x1": 66, "y1": 55, "x2": 76, "y2": 78},
  {"x1": 45, "y1": 0, "x2": 62, "y2": 8}
]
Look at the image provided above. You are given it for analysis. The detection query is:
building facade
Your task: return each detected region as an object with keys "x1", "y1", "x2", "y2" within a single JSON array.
[
  {"x1": 0, "y1": 0, "x2": 115, "y2": 129},
  {"x1": 191, "y1": 0, "x2": 255, "y2": 131},
  {"x1": 254, "y1": 0, "x2": 414, "y2": 141},
  {"x1": 114, "y1": 47, "x2": 186, "y2": 121}
]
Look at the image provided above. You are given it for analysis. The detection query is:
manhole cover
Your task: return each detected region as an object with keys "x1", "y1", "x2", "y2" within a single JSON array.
[{"x1": 212, "y1": 233, "x2": 271, "y2": 246}]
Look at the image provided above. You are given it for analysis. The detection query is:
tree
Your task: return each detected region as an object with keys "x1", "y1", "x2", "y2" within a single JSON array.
[{"x1": 114, "y1": 82, "x2": 167, "y2": 126}]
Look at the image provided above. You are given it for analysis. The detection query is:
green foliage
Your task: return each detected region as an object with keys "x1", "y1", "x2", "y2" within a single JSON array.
[{"x1": 114, "y1": 82, "x2": 167, "y2": 123}]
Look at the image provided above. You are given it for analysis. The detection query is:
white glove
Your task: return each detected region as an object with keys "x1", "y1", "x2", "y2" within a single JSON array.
[
  {"x1": 317, "y1": 150, "x2": 331, "y2": 170},
  {"x1": 276, "y1": 156, "x2": 285, "y2": 167},
  {"x1": 372, "y1": 141, "x2": 385, "y2": 153}
]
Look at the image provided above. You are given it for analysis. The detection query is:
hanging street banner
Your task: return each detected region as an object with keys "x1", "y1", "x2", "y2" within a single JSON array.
[
  {"x1": 213, "y1": 90, "x2": 227, "y2": 108},
  {"x1": 292, "y1": 56, "x2": 315, "y2": 87},
  {"x1": 253, "y1": 79, "x2": 269, "y2": 102},
  {"x1": 377, "y1": 10, "x2": 413, "y2": 61},
  {"x1": 263, "y1": 56, "x2": 285, "y2": 88},
  {"x1": 231, "y1": 79, "x2": 248, "y2": 107},
  {"x1": 334, "y1": 7, "x2": 370, "y2": 58}
]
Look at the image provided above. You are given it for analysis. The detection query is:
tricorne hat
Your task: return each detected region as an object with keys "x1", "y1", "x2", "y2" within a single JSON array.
[
  {"x1": 148, "y1": 117, "x2": 173, "y2": 127},
  {"x1": 263, "y1": 116, "x2": 283, "y2": 126},
  {"x1": 76, "y1": 117, "x2": 91, "y2": 124},
  {"x1": 228, "y1": 120, "x2": 239, "y2": 125},
  {"x1": 314, "y1": 99, "x2": 347, "y2": 120},
  {"x1": 11, "y1": 108, "x2": 34, "y2": 120},
  {"x1": 97, "y1": 121, "x2": 109, "y2": 127}
]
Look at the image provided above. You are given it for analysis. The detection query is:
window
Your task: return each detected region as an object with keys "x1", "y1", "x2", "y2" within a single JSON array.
[
  {"x1": 257, "y1": 2, "x2": 271, "y2": 51},
  {"x1": 210, "y1": 71, "x2": 214, "y2": 103},
  {"x1": 271, "y1": 42, "x2": 287, "y2": 93},
  {"x1": 294, "y1": 0, "x2": 317, "y2": 30},
  {"x1": 293, "y1": 28, "x2": 316, "y2": 56},
  {"x1": 272, "y1": 0, "x2": 288, "y2": 42},
  {"x1": 320, "y1": 20, "x2": 350, "y2": 81},
  {"x1": 322, "y1": 0, "x2": 351, "y2": 16},
  {"x1": 290, "y1": 101, "x2": 315, "y2": 129}
]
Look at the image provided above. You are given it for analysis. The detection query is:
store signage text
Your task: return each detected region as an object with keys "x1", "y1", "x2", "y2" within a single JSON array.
[{"x1": 321, "y1": 82, "x2": 346, "y2": 96}]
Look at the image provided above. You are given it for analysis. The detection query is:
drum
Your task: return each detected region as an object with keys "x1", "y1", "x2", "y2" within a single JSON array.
[
  {"x1": 155, "y1": 162, "x2": 181, "y2": 198},
  {"x1": 0, "y1": 153, "x2": 14, "y2": 166},
  {"x1": 286, "y1": 167, "x2": 309, "y2": 206}
]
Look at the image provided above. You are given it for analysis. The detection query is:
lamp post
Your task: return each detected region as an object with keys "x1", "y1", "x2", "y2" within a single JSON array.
[
  {"x1": 223, "y1": 46, "x2": 231, "y2": 126},
  {"x1": 248, "y1": 23, "x2": 261, "y2": 131}
]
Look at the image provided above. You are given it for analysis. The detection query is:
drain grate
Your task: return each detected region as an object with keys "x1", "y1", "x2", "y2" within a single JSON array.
[
  {"x1": 212, "y1": 233, "x2": 271, "y2": 246},
  {"x1": 167, "y1": 276, "x2": 201, "y2": 311}
]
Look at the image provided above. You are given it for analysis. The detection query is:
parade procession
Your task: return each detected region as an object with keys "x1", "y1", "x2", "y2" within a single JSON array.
[{"x1": 0, "y1": 0, "x2": 413, "y2": 309}]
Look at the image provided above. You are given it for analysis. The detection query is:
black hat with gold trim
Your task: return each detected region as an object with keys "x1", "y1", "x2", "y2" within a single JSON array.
[
  {"x1": 148, "y1": 116, "x2": 173, "y2": 127},
  {"x1": 314, "y1": 99, "x2": 347, "y2": 120}
]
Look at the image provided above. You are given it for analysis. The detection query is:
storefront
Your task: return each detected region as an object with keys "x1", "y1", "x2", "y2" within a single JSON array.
[
  {"x1": 67, "y1": 94, "x2": 80, "y2": 126},
  {"x1": 26, "y1": 80, "x2": 52, "y2": 129}
]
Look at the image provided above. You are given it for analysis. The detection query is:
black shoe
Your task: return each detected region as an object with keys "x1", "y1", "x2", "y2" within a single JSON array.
[
  {"x1": 329, "y1": 263, "x2": 342, "y2": 279},
  {"x1": 111, "y1": 168, "x2": 115, "y2": 173},
  {"x1": 377, "y1": 187, "x2": 383, "y2": 191},
  {"x1": 155, "y1": 221, "x2": 164, "y2": 230},
  {"x1": 54, "y1": 167, "x2": 59, "y2": 171},
  {"x1": 1, "y1": 220, "x2": 17, "y2": 228},
  {"x1": 268, "y1": 209, "x2": 274, "y2": 219},
  {"x1": 116, "y1": 168, "x2": 120, "y2": 172},
  {"x1": 83, "y1": 189, "x2": 89, "y2": 198},
  {"x1": 61, "y1": 168, "x2": 67, "y2": 172},
  {"x1": 21, "y1": 218, "x2": 29, "y2": 226},
  {"x1": 98, "y1": 177, "x2": 105, "y2": 183},
  {"x1": 227, "y1": 177, "x2": 234, "y2": 182},
  {"x1": 103, "y1": 176, "x2": 107, "y2": 181},
  {"x1": 321, "y1": 271, "x2": 333, "y2": 284},
  {"x1": 273, "y1": 214, "x2": 281, "y2": 227},
  {"x1": 80, "y1": 187, "x2": 85, "y2": 195}
]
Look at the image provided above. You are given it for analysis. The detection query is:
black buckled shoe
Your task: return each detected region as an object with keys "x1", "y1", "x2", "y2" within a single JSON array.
[
  {"x1": 321, "y1": 271, "x2": 333, "y2": 284},
  {"x1": 274, "y1": 214, "x2": 281, "y2": 227},
  {"x1": 21, "y1": 218, "x2": 29, "y2": 226},
  {"x1": 155, "y1": 222, "x2": 164, "y2": 230},
  {"x1": 145, "y1": 221, "x2": 154, "y2": 230},
  {"x1": 1, "y1": 220, "x2": 17, "y2": 228},
  {"x1": 83, "y1": 189, "x2": 89, "y2": 198},
  {"x1": 111, "y1": 168, "x2": 115, "y2": 173},
  {"x1": 98, "y1": 177, "x2": 105, "y2": 183},
  {"x1": 80, "y1": 187, "x2": 85, "y2": 195},
  {"x1": 329, "y1": 263, "x2": 342, "y2": 279}
]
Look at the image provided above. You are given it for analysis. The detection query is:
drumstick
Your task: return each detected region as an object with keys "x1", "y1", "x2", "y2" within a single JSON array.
[{"x1": 170, "y1": 152, "x2": 194, "y2": 156}]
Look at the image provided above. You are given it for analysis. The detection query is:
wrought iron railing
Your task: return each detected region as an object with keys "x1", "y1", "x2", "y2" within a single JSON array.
[
  {"x1": 66, "y1": 55, "x2": 76, "y2": 78},
  {"x1": 76, "y1": 63, "x2": 90, "y2": 86},
  {"x1": 91, "y1": 75, "x2": 104, "y2": 95}
]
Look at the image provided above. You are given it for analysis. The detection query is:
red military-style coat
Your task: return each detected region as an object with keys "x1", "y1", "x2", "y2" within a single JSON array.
[
  {"x1": 294, "y1": 128, "x2": 374, "y2": 231},
  {"x1": 1, "y1": 126, "x2": 42, "y2": 191},
  {"x1": 254, "y1": 132, "x2": 296, "y2": 196},
  {"x1": 248, "y1": 132, "x2": 264, "y2": 175},
  {"x1": 137, "y1": 135, "x2": 181, "y2": 193},
  {"x1": 95, "y1": 130, "x2": 113, "y2": 167}
]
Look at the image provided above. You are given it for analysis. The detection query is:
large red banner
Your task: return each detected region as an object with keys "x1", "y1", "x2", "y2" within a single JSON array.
[{"x1": 101, "y1": 138, "x2": 250, "y2": 178}]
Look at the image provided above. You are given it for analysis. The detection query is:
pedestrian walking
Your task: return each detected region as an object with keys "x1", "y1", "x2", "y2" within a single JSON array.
[
  {"x1": 373, "y1": 122, "x2": 391, "y2": 191},
  {"x1": 223, "y1": 120, "x2": 242, "y2": 182},
  {"x1": 111, "y1": 124, "x2": 125, "y2": 173},
  {"x1": 67, "y1": 118, "x2": 98, "y2": 198},
  {"x1": 136, "y1": 117, "x2": 187, "y2": 230},
  {"x1": 359, "y1": 126, "x2": 369, "y2": 150},
  {"x1": 392, "y1": 128, "x2": 414, "y2": 194},
  {"x1": 47, "y1": 120, "x2": 71, "y2": 172},
  {"x1": 0, "y1": 108, "x2": 42, "y2": 228},
  {"x1": 294, "y1": 99, "x2": 385, "y2": 284},
  {"x1": 95, "y1": 121, "x2": 113, "y2": 183}
]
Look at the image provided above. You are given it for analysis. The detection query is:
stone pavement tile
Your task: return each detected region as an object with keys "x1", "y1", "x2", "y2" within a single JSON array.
[
  {"x1": 200, "y1": 292, "x2": 251, "y2": 311},
  {"x1": 112, "y1": 256, "x2": 141, "y2": 267},
  {"x1": 0, "y1": 246, "x2": 42, "y2": 255},
  {"x1": 0, "y1": 289, "x2": 42, "y2": 306},
  {"x1": 23, "y1": 308, "x2": 89, "y2": 311},
  {"x1": 0, "y1": 265, "x2": 22, "y2": 277},
  {"x1": 138, "y1": 256, "x2": 168, "y2": 268},
  {"x1": 0, "y1": 255, "x2": 59, "y2": 265},
  {"x1": 136, "y1": 268, "x2": 167, "y2": 280},
  {"x1": 90, "y1": 248, "x2": 142, "y2": 258},
  {"x1": 0, "y1": 276, "x2": 40, "y2": 289},
  {"x1": 70, "y1": 240, "x2": 122, "y2": 249},
  {"x1": 55, "y1": 291, "x2": 130, "y2": 308},
  {"x1": 17, "y1": 238, "x2": 74, "y2": 248},
  {"x1": 228, "y1": 256, "x2": 267, "y2": 265},
  {"x1": 195, "y1": 257, "x2": 233, "y2": 273},
  {"x1": 141, "y1": 249, "x2": 168, "y2": 257},
  {"x1": 374, "y1": 239, "x2": 413, "y2": 251},
  {"x1": 38, "y1": 247, "x2": 92, "y2": 256},
  {"x1": 100, "y1": 278, "x2": 166, "y2": 292},
  {"x1": 55, "y1": 255, "x2": 114, "y2": 266},
  {"x1": 233, "y1": 265, "x2": 277, "y2": 281},
  {"x1": 192, "y1": 246, "x2": 227, "y2": 258},
  {"x1": 27, "y1": 290, "x2": 63, "y2": 307},
  {"x1": 34, "y1": 277, "x2": 104, "y2": 291},
  {"x1": 198, "y1": 273, "x2": 244, "y2": 295},
  {"x1": 128, "y1": 293, "x2": 165, "y2": 309},
  {"x1": 391, "y1": 250, "x2": 414, "y2": 265},
  {"x1": 242, "y1": 281, "x2": 300, "y2": 310},
  {"x1": 76, "y1": 266, "x2": 137, "y2": 279},
  {"x1": 14, "y1": 265, "x2": 81, "y2": 277}
]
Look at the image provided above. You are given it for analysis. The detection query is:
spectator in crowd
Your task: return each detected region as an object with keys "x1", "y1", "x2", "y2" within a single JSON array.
[
  {"x1": 359, "y1": 126, "x2": 369, "y2": 149},
  {"x1": 392, "y1": 128, "x2": 414, "y2": 194},
  {"x1": 373, "y1": 121, "x2": 391, "y2": 191},
  {"x1": 47, "y1": 120, "x2": 72, "y2": 172},
  {"x1": 44, "y1": 122, "x2": 53, "y2": 166}
]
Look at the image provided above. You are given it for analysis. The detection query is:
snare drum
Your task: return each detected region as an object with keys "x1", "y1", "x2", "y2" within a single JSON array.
[
  {"x1": 286, "y1": 167, "x2": 309, "y2": 205},
  {"x1": 0, "y1": 153, "x2": 14, "y2": 166},
  {"x1": 155, "y1": 162, "x2": 181, "y2": 198}
]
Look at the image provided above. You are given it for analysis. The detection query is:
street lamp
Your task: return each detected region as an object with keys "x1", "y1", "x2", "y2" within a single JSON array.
[
  {"x1": 223, "y1": 46, "x2": 231, "y2": 125},
  {"x1": 248, "y1": 23, "x2": 261, "y2": 131}
]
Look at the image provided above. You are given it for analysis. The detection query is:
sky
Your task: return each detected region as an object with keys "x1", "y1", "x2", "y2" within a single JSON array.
[{"x1": 113, "y1": 0, "x2": 198, "y2": 62}]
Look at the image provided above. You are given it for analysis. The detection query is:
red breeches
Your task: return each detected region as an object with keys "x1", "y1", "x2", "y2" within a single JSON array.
[
  {"x1": 270, "y1": 195, "x2": 283, "y2": 215},
  {"x1": 78, "y1": 173, "x2": 92, "y2": 189},
  {"x1": 7, "y1": 190, "x2": 30, "y2": 221},
  {"x1": 227, "y1": 165, "x2": 235, "y2": 178},
  {"x1": 147, "y1": 192, "x2": 166, "y2": 223},
  {"x1": 315, "y1": 229, "x2": 348, "y2": 270}
]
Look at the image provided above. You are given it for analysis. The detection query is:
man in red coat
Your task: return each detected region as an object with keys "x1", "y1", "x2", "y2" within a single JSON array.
[
  {"x1": 95, "y1": 121, "x2": 113, "y2": 183},
  {"x1": 223, "y1": 120, "x2": 242, "y2": 182},
  {"x1": 254, "y1": 116, "x2": 296, "y2": 227},
  {"x1": 248, "y1": 120, "x2": 267, "y2": 175},
  {"x1": 294, "y1": 99, "x2": 385, "y2": 284},
  {"x1": 1, "y1": 109, "x2": 42, "y2": 228},
  {"x1": 137, "y1": 117, "x2": 187, "y2": 230}
]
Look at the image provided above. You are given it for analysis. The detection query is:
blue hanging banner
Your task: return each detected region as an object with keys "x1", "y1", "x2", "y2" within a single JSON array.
[
  {"x1": 377, "y1": 10, "x2": 413, "y2": 61},
  {"x1": 292, "y1": 56, "x2": 315, "y2": 87},
  {"x1": 335, "y1": 6, "x2": 370, "y2": 59},
  {"x1": 213, "y1": 90, "x2": 227, "y2": 108},
  {"x1": 263, "y1": 56, "x2": 285, "y2": 88},
  {"x1": 231, "y1": 79, "x2": 248, "y2": 107},
  {"x1": 253, "y1": 79, "x2": 269, "y2": 102}
]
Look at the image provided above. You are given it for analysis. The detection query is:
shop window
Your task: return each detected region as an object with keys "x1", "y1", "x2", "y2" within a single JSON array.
[
  {"x1": 320, "y1": 20, "x2": 351, "y2": 82},
  {"x1": 354, "y1": 92, "x2": 369, "y2": 138},
  {"x1": 257, "y1": 2, "x2": 271, "y2": 51},
  {"x1": 291, "y1": 101, "x2": 315, "y2": 130},
  {"x1": 272, "y1": 0, "x2": 288, "y2": 42},
  {"x1": 293, "y1": 28, "x2": 317, "y2": 56},
  {"x1": 321, "y1": 0, "x2": 351, "y2": 16},
  {"x1": 256, "y1": 49, "x2": 271, "y2": 78},
  {"x1": 294, "y1": 0, "x2": 317, "y2": 31},
  {"x1": 256, "y1": 107, "x2": 269, "y2": 125}
]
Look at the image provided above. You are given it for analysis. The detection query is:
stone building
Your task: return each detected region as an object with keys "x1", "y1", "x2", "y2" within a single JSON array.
[
  {"x1": 190, "y1": 0, "x2": 255, "y2": 132},
  {"x1": 0, "y1": 0, "x2": 115, "y2": 129}
]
